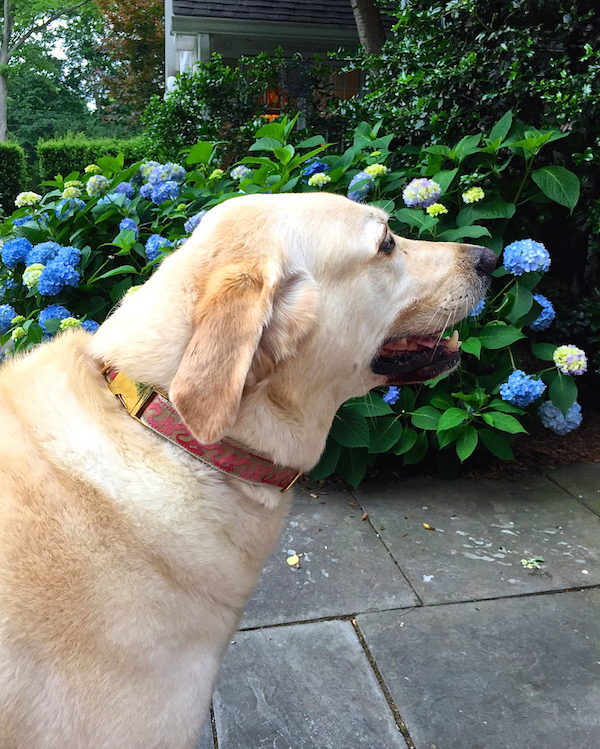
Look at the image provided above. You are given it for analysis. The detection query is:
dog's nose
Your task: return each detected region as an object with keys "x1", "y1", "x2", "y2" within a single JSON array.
[{"x1": 473, "y1": 246, "x2": 498, "y2": 275}]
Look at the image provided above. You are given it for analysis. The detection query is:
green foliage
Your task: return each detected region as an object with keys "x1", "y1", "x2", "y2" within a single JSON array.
[
  {"x1": 8, "y1": 69, "x2": 92, "y2": 162},
  {"x1": 141, "y1": 53, "x2": 277, "y2": 163},
  {"x1": 142, "y1": 51, "x2": 337, "y2": 163},
  {"x1": 0, "y1": 114, "x2": 587, "y2": 486},
  {"x1": 0, "y1": 141, "x2": 27, "y2": 215},
  {"x1": 37, "y1": 134, "x2": 149, "y2": 182},
  {"x1": 337, "y1": 0, "x2": 600, "y2": 289},
  {"x1": 341, "y1": 0, "x2": 599, "y2": 147}
]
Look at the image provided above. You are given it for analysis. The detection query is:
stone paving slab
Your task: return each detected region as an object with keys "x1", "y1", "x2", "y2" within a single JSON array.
[
  {"x1": 241, "y1": 487, "x2": 417, "y2": 628},
  {"x1": 356, "y1": 473, "x2": 600, "y2": 604},
  {"x1": 546, "y1": 462, "x2": 600, "y2": 516},
  {"x1": 357, "y1": 589, "x2": 600, "y2": 749},
  {"x1": 212, "y1": 620, "x2": 408, "y2": 748}
]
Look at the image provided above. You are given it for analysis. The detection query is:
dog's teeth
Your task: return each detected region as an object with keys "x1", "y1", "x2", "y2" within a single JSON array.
[{"x1": 446, "y1": 330, "x2": 460, "y2": 351}]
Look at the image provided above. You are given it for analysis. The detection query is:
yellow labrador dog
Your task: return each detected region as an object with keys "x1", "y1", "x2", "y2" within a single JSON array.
[{"x1": 0, "y1": 193, "x2": 495, "y2": 748}]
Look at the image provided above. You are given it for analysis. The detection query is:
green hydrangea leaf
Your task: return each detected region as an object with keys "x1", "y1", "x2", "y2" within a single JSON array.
[
  {"x1": 329, "y1": 407, "x2": 370, "y2": 447},
  {"x1": 411, "y1": 406, "x2": 442, "y2": 430},
  {"x1": 549, "y1": 372, "x2": 578, "y2": 416},
  {"x1": 310, "y1": 439, "x2": 342, "y2": 480},
  {"x1": 368, "y1": 416, "x2": 404, "y2": 453},
  {"x1": 478, "y1": 323, "x2": 526, "y2": 349},
  {"x1": 336, "y1": 447, "x2": 369, "y2": 488},
  {"x1": 479, "y1": 429, "x2": 514, "y2": 460},
  {"x1": 394, "y1": 428, "x2": 418, "y2": 455},
  {"x1": 457, "y1": 425, "x2": 479, "y2": 462},
  {"x1": 532, "y1": 166, "x2": 580, "y2": 212},
  {"x1": 437, "y1": 407, "x2": 469, "y2": 432}
]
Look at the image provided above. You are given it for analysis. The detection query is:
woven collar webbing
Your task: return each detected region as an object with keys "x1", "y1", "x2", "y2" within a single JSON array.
[{"x1": 102, "y1": 366, "x2": 302, "y2": 492}]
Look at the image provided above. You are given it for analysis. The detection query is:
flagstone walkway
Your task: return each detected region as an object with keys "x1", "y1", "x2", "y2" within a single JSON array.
[{"x1": 198, "y1": 462, "x2": 600, "y2": 749}]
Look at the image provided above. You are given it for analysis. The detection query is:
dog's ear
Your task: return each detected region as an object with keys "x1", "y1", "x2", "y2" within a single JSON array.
[
  {"x1": 169, "y1": 264, "x2": 319, "y2": 445},
  {"x1": 169, "y1": 263, "x2": 277, "y2": 444},
  {"x1": 259, "y1": 271, "x2": 319, "y2": 365}
]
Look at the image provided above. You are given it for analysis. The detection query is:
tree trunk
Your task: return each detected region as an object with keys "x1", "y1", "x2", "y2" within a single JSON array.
[
  {"x1": 1, "y1": 0, "x2": 13, "y2": 140},
  {"x1": 0, "y1": 73, "x2": 7, "y2": 141},
  {"x1": 349, "y1": 0, "x2": 386, "y2": 55}
]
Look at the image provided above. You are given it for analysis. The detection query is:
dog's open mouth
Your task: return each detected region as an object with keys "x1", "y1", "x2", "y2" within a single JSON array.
[{"x1": 371, "y1": 330, "x2": 461, "y2": 384}]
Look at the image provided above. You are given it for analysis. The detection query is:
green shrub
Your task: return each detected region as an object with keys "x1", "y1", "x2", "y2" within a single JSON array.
[
  {"x1": 337, "y1": 0, "x2": 600, "y2": 290},
  {"x1": 0, "y1": 114, "x2": 588, "y2": 485},
  {"x1": 37, "y1": 134, "x2": 150, "y2": 183},
  {"x1": 142, "y1": 51, "x2": 338, "y2": 163},
  {"x1": 340, "y1": 1, "x2": 599, "y2": 148},
  {"x1": 0, "y1": 142, "x2": 27, "y2": 216}
]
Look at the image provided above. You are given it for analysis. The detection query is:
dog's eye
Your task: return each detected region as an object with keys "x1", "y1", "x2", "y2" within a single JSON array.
[{"x1": 378, "y1": 233, "x2": 395, "y2": 256}]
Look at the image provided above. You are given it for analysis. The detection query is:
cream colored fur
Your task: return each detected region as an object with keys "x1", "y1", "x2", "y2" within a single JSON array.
[{"x1": 0, "y1": 193, "x2": 487, "y2": 748}]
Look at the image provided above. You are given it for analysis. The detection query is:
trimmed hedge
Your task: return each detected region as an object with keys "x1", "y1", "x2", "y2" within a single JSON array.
[
  {"x1": 37, "y1": 134, "x2": 151, "y2": 182},
  {"x1": 0, "y1": 142, "x2": 27, "y2": 216}
]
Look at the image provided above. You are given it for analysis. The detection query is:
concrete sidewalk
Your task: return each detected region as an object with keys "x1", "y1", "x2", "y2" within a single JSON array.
[{"x1": 198, "y1": 462, "x2": 600, "y2": 749}]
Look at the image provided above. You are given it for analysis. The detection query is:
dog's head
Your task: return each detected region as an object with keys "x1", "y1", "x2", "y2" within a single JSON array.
[{"x1": 92, "y1": 193, "x2": 494, "y2": 468}]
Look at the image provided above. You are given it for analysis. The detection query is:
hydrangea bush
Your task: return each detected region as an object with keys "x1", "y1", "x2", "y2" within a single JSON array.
[{"x1": 0, "y1": 113, "x2": 586, "y2": 485}]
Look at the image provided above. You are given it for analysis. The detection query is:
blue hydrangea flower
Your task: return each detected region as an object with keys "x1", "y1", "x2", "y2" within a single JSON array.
[
  {"x1": 148, "y1": 163, "x2": 186, "y2": 185},
  {"x1": 38, "y1": 261, "x2": 80, "y2": 296},
  {"x1": 302, "y1": 159, "x2": 328, "y2": 178},
  {"x1": 538, "y1": 401, "x2": 582, "y2": 435},
  {"x1": 119, "y1": 218, "x2": 139, "y2": 239},
  {"x1": 382, "y1": 386, "x2": 401, "y2": 405},
  {"x1": 140, "y1": 183, "x2": 153, "y2": 199},
  {"x1": 529, "y1": 294, "x2": 555, "y2": 331},
  {"x1": 55, "y1": 197, "x2": 85, "y2": 219},
  {"x1": 145, "y1": 235, "x2": 172, "y2": 261},
  {"x1": 55, "y1": 246, "x2": 81, "y2": 267},
  {"x1": 138, "y1": 161, "x2": 161, "y2": 181},
  {"x1": 13, "y1": 217, "x2": 31, "y2": 227},
  {"x1": 184, "y1": 210, "x2": 206, "y2": 233},
  {"x1": 39, "y1": 304, "x2": 71, "y2": 333},
  {"x1": 164, "y1": 162, "x2": 186, "y2": 183},
  {"x1": 347, "y1": 171, "x2": 374, "y2": 202},
  {"x1": 402, "y1": 178, "x2": 441, "y2": 208},
  {"x1": 151, "y1": 181, "x2": 179, "y2": 205},
  {"x1": 499, "y1": 370, "x2": 546, "y2": 408},
  {"x1": 148, "y1": 167, "x2": 165, "y2": 185},
  {"x1": 81, "y1": 319, "x2": 100, "y2": 333},
  {"x1": 469, "y1": 298, "x2": 486, "y2": 317},
  {"x1": 0, "y1": 278, "x2": 17, "y2": 297},
  {"x1": 503, "y1": 239, "x2": 550, "y2": 275},
  {"x1": 231, "y1": 165, "x2": 251, "y2": 180},
  {"x1": 1, "y1": 238, "x2": 32, "y2": 268},
  {"x1": 26, "y1": 241, "x2": 60, "y2": 265},
  {"x1": 114, "y1": 182, "x2": 135, "y2": 199},
  {"x1": 0, "y1": 303, "x2": 17, "y2": 333}
]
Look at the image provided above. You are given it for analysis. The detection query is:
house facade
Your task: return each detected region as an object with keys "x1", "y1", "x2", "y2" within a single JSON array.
[{"x1": 165, "y1": 0, "x2": 361, "y2": 93}]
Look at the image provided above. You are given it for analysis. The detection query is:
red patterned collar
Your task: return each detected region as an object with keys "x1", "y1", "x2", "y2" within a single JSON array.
[{"x1": 102, "y1": 365, "x2": 302, "y2": 493}]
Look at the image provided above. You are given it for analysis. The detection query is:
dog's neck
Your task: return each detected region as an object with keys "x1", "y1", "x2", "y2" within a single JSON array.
[
  {"x1": 89, "y1": 257, "x2": 364, "y2": 473},
  {"x1": 101, "y1": 365, "x2": 302, "y2": 490},
  {"x1": 229, "y1": 376, "x2": 340, "y2": 471}
]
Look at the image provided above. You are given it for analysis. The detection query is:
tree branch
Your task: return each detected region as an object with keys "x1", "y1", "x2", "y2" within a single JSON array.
[{"x1": 8, "y1": 0, "x2": 91, "y2": 56}]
